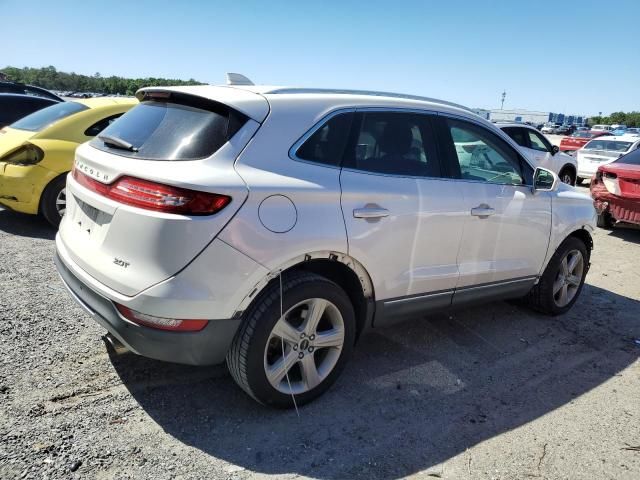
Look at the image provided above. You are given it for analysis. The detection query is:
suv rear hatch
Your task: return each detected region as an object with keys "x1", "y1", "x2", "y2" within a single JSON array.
[{"x1": 58, "y1": 87, "x2": 268, "y2": 296}]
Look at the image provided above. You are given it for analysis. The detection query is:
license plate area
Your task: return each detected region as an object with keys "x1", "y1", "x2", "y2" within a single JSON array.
[{"x1": 69, "y1": 195, "x2": 112, "y2": 243}]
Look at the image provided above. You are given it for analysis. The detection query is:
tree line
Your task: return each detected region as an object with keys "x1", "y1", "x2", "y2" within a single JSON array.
[
  {"x1": 1, "y1": 66, "x2": 205, "y2": 96},
  {"x1": 587, "y1": 111, "x2": 640, "y2": 128}
]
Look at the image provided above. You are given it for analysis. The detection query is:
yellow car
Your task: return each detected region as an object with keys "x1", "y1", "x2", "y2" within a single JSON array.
[{"x1": 0, "y1": 97, "x2": 137, "y2": 226}]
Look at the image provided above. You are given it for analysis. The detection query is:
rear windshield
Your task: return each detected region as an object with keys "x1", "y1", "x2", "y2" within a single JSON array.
[
  {"x1": 583, "y1": 139, "x2": 633, "y2": 152},
  {"x1": 615, "y1": 149, "x2": 640, "y2": 165},
  {"x1": 571, "y1": 132, "x2": 593, "y2": 138},
  {"x1": 11, "y1": 101, "x2": 88, "y2": 132},
  {"x1": 90, "y1": 98, "x2": 246, "y2": 161}
]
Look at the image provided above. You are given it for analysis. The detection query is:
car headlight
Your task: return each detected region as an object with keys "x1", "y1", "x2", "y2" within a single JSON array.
[{"x1": 1, "y1": 143, "x2": 45, "y2": 166}]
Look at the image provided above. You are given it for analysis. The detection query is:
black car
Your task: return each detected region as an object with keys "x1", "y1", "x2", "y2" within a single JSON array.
[
  {"x1": 0, "y1": 81, "x2": 63, "y2": 102},
  {"x1": 0, "y1": 94, "x2": 60, "y2": 128}
]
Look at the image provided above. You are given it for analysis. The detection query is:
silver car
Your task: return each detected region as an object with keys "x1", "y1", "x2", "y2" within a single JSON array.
[{"x1": 55, "y1": 78, "x2": 596, "y2": 407}]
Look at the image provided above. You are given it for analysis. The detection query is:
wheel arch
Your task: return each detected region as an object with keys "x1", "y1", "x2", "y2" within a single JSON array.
[{"x1": 233, "y1": 251, "x2": 375, "y2": 341}]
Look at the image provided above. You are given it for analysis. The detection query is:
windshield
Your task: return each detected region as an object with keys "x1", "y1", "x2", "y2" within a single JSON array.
[
  {"x1": 90, "y1": 100, "x2": 245, "y2": 161},
  {"x1": 10, "y1": 101, "x2": 88, "y2": 132},
  {"x1": 571, "y1": 132, "x2": 593, "y2": 138},
  {"x1": 583, "y1": 139, "x2": 633, "y2": 152}
]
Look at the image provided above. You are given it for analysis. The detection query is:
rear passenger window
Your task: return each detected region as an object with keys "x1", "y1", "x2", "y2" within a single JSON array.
[
  {"x1": 84, "y1": 114, "x2": 124, "y2": 137},
  {"x1": 445, "y1": 119, "x2": 525, "y2": 185},
  {"x1": 295, "y1": 112, "x2": 353, "y2": 166},
  {"x1": 344, "y1": 112, "x2": 440, "y2": 177}
]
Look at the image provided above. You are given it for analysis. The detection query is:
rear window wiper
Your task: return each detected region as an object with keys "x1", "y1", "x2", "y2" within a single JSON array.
[{"x1": 98, "y1": 134, "x2": 139, "y2": 152}]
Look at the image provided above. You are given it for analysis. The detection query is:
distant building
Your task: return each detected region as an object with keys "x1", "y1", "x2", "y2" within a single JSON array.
[{"x1": 472, "y1": 108, "x2": 586, "y2": 126}]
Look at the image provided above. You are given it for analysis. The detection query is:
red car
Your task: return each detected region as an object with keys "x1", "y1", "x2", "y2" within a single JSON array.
[
  {"x1": 560, "y1": 130, "x2": 612, "y2": 153},
  {"x1": 591, "y1": 147, "x2": 640, "y2": 228}
]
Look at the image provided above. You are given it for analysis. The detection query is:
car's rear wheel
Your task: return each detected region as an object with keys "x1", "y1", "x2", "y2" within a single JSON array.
[
  {"x1": 526, "y1": 236, "x2": 589, "y2": 315},
  {"x1": 41, "y1": 175, "x2": 67, "y2": 228},
  {"x1": 558, "y1": 167, "x2": 576, "y2": 186},
  {"x1": 596, "y1": 211, "x2": 614, "y2": 229},
  {"x1": 226, "y1": 271, "x2": 355, "y2": 408}
]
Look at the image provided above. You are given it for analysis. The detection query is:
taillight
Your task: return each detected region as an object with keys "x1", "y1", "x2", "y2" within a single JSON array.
[
  {"x1": 72, "y1": 168, "x2": 231, "y2": 215},
  {"x1": 602, "y1": 170, "x2": 621, "y2": 195},
  {"x1": 1, "y1": 143, "x2": 44, "y2": 165},
  {"x1": 115, "y1": 304, "x2": 208, "y2": 332}
]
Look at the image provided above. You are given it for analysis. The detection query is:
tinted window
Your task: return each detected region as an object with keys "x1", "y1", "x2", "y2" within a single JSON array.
[
  {"x1": 445, "y1": 119, "x2": 525, "y2": 185},
  {"x1": 527, "y1": 130, "x2": 551, "y2": 152},
  {"x1": 91, "y1": 100, "x2": 246, "y2": 161},
  {"x1": 295, "y1": 112, "x2": 353, "y2": 166},
  {"x1": 0, "y1": 96, "x2": 57, "y2": 126},
  {"x1": 343, "y1": 112, "x2": 440, "y2": 177},
  {"x1": 615, "y1": 148, "x2": 640, "y2": 165},
  {"x1": 11, "y1": 101, "x2": 88, "y2": 132},
  {"x1": 502, "y1": 127, "x2": 527, "y2": 147},
  {"x1": 84, "y1": 114, "x2": 124, "y2": 137}
]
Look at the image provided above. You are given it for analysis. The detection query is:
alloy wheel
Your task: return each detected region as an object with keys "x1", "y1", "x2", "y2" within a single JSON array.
[
  {"x1": 55, "y1": 188, "x2": 67, "y2": 217},
  {"x1": 553, "y1": 249, "x2": 584, "y2": 307},
  {"x1": 264, "y1": 298, "x2": 345, "y2": 394}
]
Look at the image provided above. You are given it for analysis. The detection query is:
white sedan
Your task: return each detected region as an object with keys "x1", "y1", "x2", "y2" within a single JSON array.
[{"x1": 577, "y1": 135, "x2": 640, "y2": 182}]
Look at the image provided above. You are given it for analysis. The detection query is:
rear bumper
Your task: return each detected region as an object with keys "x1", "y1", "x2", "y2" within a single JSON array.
[
  {"x1": 54, "y1": 250, "x2": 241, "y2": 366},
  {"x1": 0, "y1": 163, "x2": 52, "y2": 214},
  {"x1": 593, "y1": 197, "x2": 640, "y2": 225}
]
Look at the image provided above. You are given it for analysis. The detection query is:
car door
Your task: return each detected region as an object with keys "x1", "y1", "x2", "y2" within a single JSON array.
[
  {"x1": 435, "y1": 116, "x2": 552, "y2": 305},
  {"x1": 339, "y1": 110, "x2": 467, "y2": 325},
  {"x1": 525, "y1": 128, "x2": 558, "y2": 171}
]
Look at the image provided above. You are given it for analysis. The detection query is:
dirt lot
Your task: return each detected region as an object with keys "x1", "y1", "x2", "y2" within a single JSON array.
[{"x1": 1, "y1": 186, "x2": 639, "y2": 480}]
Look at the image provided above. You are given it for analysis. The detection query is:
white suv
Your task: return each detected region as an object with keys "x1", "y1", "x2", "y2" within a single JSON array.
[
  {"x1": 55, "y1": 81, "x2": 596, "y2": 407},
  {"x1": 497, "y1": 123, "x2": 578, "y2": 185}
]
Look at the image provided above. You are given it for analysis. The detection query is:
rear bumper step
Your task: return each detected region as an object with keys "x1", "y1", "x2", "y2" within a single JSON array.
[{"x1": 54, "y1": 251, "x2": 241, "y2": 366}]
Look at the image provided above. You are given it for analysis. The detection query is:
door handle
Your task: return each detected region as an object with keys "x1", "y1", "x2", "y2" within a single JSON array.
[
  {"x1": 353, "y1": 207, "x2": 390, "y2": 219},
  {"x1": 470, "y1": 204, "x2": 495, "y2": 218}
]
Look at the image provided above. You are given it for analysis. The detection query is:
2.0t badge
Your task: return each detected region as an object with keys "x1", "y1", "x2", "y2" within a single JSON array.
[{"x1": 113, "y1": 258, "x2": 130, "y2": 269}]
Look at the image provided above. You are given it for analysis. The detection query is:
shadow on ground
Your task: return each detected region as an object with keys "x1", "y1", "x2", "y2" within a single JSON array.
[
  {"x1": 607, "y1": 223, "x2": 640, "y2": 244},
  {"x1": 109, "y1": 284, "x2": 640, "y2": 479},
  {"x1": 0, "y1": 208, "x2": 55, "y2": 240}
]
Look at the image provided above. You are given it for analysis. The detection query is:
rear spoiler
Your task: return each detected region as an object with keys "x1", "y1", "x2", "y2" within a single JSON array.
[{"x1": 136, "y1": 85, "x2": 269, "y2": 122}]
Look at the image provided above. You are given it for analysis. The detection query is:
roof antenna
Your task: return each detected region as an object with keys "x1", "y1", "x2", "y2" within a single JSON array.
[{"x1": 226, "y1": 73, "x2": 254, "y2": 86}]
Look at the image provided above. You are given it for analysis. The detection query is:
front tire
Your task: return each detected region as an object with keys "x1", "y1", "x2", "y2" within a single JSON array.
[
  {"x1": 226, "y1": 271, "x2": 356, "y2": 408},
  {"x1": 559, "y1": 167, "x2": 576, "y2": 186},
  {"x1": 41, "y1": 175, "x2": 67, "y2": 228},
  {"x1": 526, "y1": 236, "x2": 589, "y2": 316}
]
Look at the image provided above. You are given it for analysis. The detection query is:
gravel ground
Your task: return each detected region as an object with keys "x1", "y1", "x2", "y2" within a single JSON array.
[{"x1": 1, "y1": 189, "x2": 639, "y2": 480}]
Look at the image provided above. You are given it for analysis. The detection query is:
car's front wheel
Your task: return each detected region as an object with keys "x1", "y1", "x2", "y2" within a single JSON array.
[
  {"x1": 526, "y1": 236, "x2": 589, "y2": 315},
  {"x1": 227, "y1": 271, "x2": 356, "y2": 408},
  {"x1": 558, "y1": 167, "x2": 576, "y2": 186}
]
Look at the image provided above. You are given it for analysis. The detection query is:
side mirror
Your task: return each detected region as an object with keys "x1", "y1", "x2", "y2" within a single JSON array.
[
  {"x1": 532, "y1": 167, "x2": 558, "y2": 193},
  {"x1": 552, "y1": 145, "x2": 559, "y2": 155}
]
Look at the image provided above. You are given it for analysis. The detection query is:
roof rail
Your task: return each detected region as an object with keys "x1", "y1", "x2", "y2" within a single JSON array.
[
  {"x1": 265, "y1": 88, "x2": 475, "y2": 114},
  {"x1": 226, "y1": 73, "x2": 254, "y2": 86}
]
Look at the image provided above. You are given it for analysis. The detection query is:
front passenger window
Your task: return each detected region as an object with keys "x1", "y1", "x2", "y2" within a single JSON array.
[
  {"x1": 528, "y1": 131, "x2": 551, "y2": 153},
  {"x1": 446, "y1": 119, "x2": 524, "y2": 185}
]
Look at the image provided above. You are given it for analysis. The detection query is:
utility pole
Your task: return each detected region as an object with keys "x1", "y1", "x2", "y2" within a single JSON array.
[{"x1": 501, "y1": 90, "x2": 506, "y2": 110}]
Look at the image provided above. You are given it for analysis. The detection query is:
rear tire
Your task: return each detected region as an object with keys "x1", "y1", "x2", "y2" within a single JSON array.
[
  {"x1": 597, "y1": 211, "x2": 614, "y2": 229},
  {"x1": 559, "y1": 167, "x2": 576, "y2": 186},
  {"x1": 526, "y1": 236, "x2": 589, "y2": 316},
  {"x1": 40, "y1": 175, "x2": 67, "y2": 228},
  {"x1": 226, "y1": 271, "x2": 356, "y2": 408}
]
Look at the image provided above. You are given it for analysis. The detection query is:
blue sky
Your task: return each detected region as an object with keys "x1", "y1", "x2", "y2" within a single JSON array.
[{"x1": 4, "y1": 0, "x2": 639, "y2": 115}]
